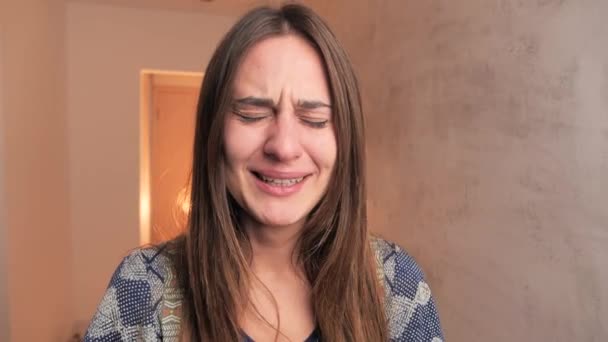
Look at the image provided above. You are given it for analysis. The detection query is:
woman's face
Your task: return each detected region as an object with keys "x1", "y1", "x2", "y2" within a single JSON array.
[{"x1": 223, "y1": 34, "x2": 337, "y2": 229}]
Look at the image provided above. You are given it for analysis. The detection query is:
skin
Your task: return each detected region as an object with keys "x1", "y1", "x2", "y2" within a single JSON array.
[{"x1": 223, "y1": 33, "x2": 337, "y2": 341}]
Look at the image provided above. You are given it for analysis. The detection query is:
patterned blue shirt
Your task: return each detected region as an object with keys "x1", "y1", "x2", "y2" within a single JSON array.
[{"x1": 84, "y1": 238, "x2": 444, "y2": 341}]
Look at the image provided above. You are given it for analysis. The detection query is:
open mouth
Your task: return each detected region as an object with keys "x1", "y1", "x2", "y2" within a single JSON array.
[{"x1": 251, "y1": 171, "x2": 308, "y2": 187}]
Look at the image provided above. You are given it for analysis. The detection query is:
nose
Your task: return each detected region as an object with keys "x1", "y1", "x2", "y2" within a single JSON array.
[{"x1": 263, "y1": 109, "x2": 303, "y2": 162}]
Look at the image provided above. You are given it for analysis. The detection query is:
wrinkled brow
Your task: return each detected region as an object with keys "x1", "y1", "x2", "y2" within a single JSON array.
[
  {"x1": 233, "y1": 97, "x2": 332, "y2": 110},
  {"x1": 296, "y1": 100, "x2": 332, "y2": 110},
  {"x1": 233, "y1": 96, "x2": 275, "y2": 108}
]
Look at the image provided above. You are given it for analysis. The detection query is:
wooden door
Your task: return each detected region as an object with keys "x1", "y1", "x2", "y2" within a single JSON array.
[{"x1": 150, "y1": 84, "x2": 199, "y2": 243}]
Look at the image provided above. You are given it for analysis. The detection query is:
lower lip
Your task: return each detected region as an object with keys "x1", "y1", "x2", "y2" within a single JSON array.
[{"x1": 252, "y1": 173, "x2": 308, "y2": 197}]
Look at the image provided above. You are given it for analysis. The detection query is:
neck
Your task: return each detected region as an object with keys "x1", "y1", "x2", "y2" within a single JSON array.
[{"x1": 243, "y1": 218, "x2": 305, "y2": 275}]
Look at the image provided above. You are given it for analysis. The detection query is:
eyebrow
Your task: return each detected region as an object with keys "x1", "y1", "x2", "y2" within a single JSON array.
[
  {"x1": 233, "y1": 96, "x2": 275, "y2": 108},
  {"x1": 233, "y1": 96, "x2": 332, "y2": 110},
  {"x1": 297, "y1": 100, "x2": 332, "y2": 110}
]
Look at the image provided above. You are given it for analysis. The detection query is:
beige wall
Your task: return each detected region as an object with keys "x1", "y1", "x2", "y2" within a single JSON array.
[
  {"x1": 0, "y1": 20, "x2": 10, "y2": 342},
  {"x1": 311, "y1": 0, "x2": 608, "y2": 341},
  {"x1": 0, "y1": 0, "x2": 73, "y2": 341},
  {"x1": 66, "y1": 2, "x2": 236, "y2": 324}
]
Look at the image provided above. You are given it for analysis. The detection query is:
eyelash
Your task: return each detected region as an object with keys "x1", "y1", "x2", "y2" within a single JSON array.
[
  {"x1": 234, "y1": 111, "x2": 329, "y2": 129},
  {"x1": 237, "y1": 115, "x2": 265, "y2": 123},
  {"x1": 233, "y1": 105, "x2": 329, "y2": 129},
  {"x1": 233, "y1": 111, "x2": 268, "y2": 123},
  {"x1": 302, "y1": 119, "x2": 328, "y2": 128}
]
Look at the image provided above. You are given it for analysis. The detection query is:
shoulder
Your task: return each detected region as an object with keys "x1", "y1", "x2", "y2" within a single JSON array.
[
  {"x1": 108, "y1": 244, "x2": 174, "y2": 297},
  {"x1": 370, "y1": 237, "x2": 444, "y2": 342},
  {"x1": 371, "y1": 237, "x2": 427, "y2": 298},
  {"x1": 84, "y1": 245, "x2": 175, "y2": 341}
]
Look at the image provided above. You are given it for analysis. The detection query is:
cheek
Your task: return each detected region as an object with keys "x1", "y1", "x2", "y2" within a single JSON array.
[
  {"x1": 309, "y1": 131, "x2": 338, "y2": 172},
  {"x1": 223, "y1": 120, "x2": 261, "y2": 168}
]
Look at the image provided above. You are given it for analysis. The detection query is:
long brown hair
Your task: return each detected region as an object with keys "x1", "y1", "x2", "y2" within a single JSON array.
[{"x1": 168, "y1": 4, "x2": 387, "y2": 341}]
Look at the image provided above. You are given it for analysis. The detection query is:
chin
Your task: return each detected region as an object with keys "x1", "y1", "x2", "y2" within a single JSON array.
[
  {"x1": 255, "y1": 209, "x2": 308, "y2": 228},
  {"x1": 258, "y1": 216, "x2": 304, "y2": 229}
]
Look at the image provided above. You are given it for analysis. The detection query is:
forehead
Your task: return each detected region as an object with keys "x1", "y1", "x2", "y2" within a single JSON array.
[{"x1": 232, "y1": 34, "x2": 330, "y2": 99}]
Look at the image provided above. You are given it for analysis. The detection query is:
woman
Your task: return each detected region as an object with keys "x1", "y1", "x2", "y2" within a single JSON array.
[{"x1": 85, "y1": 4, "x2": 443, "y2": 342}]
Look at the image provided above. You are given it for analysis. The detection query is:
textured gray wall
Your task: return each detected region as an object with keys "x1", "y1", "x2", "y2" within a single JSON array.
[{"x1": 309, "y1": 1, "x2": 608, "y2": 341}]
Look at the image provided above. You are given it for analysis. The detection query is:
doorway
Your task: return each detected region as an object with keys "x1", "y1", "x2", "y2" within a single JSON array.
[{"x1": 140, "y1": 70, "x2": 202, "y2": 244}]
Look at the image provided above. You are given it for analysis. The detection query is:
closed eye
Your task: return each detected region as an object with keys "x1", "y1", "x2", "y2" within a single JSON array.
[
  {"x1": 297, "y1": 108, "x2": 331, "y2": 129},
  {"x1": 232, "y1": 107, "x2": 272, "y2": 123},
  {"x1": 301, "y1": 118, "x2": 329, "y2": 128},
  {"x1": 231, "y1": 97, "x2": 275, "y2": 124}
]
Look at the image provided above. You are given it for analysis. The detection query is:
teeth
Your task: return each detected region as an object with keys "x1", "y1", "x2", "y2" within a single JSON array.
[{"x1": 260, "y1": 174, "x2": 305, "y2": 186}]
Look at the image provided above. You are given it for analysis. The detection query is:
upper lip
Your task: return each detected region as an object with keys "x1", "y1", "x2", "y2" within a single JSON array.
[{"x1": 251, "y1": 169, "x2": 311, "y2": 179}]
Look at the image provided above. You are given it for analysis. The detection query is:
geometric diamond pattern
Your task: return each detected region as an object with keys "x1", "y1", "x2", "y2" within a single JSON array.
[{"x1": 84, "y1": 238, "x2": 444, "y2": 341}]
